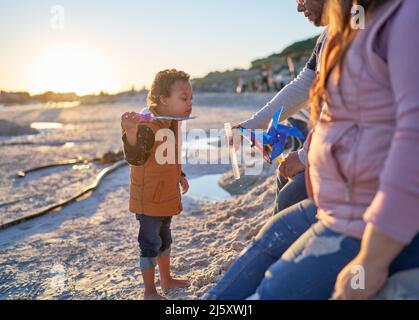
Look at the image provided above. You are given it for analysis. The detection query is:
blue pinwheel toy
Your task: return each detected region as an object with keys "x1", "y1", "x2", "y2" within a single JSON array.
[{"x1": 238, "y1": 106, "x2": 305, "y2": 164}]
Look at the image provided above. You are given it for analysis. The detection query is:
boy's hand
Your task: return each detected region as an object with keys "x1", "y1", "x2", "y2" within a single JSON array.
[
  {"x1": 121, "y1": 112, "x2": 140, "y2": 132},
  {"x1": 121, "y1": 112, "x2": 140, "y2": 146},
  {"x1": 180, "y1": 176, "x2": 189, "y2": 195}
]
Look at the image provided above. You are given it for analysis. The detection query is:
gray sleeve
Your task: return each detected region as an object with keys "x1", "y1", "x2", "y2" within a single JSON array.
[
  {"x1": 306, "y1": 30, "x2": 327, "y2": 72},
  {"x1": 239, "y1": 67, "x2": 316, "y2": 130}
]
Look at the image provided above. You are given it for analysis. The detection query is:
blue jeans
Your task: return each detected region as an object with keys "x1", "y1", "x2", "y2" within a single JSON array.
[
  {"x1": 204, "y1": 199, "x2": 317, "y2": 300},
  {"x1": 136, "y1": 214, "x2": 172, "y2": 270},
  {"x1": 274, "y1": 171, "x2": 307, "y2": 215},
  {"x1": 251, "y1": 222, "x2": 419, "y2": 300}
]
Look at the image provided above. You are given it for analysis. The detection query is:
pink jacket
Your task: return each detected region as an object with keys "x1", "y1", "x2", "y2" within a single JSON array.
[{"x1": 306, "y1": 0, "x2": 419, "y2": 244}]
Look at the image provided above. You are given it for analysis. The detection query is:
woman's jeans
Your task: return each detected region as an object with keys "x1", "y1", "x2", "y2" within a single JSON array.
[
  {"x1": 204, "y1": 199, "x2": 317, "y2": 300},
  {"x1": 250, "y1": 222, "x2": 419, "y2": 300},
  {"x1": 205, "y1": 199, "x2": 419, "y2": 300}
]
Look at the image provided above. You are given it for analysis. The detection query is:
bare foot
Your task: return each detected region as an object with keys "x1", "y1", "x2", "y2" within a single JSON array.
[
  {"x1": 161, "y1": 278, "x2": 191, "y2": 290},
  {"x1": 144, "y1": 292, "x2": 166, "y2": 300}
]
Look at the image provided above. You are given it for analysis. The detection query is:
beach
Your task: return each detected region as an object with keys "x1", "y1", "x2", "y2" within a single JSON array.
[{"x1": 0, "y1": 93, "x2": 279, "y2": 299}]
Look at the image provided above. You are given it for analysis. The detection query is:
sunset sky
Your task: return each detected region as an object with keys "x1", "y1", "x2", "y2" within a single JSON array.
[{"x1": 0, "y1": 0, "x2": 319, "y2": 95}]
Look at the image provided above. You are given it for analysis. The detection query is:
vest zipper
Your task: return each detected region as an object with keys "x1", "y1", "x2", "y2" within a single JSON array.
[{"x1": 344, "y1": 181, "x2": 351, "y2": 203}]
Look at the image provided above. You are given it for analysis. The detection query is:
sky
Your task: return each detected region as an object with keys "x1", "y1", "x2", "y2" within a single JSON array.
[{"x1": 0, "y1": 0, "x2": 319, "y2": 95}]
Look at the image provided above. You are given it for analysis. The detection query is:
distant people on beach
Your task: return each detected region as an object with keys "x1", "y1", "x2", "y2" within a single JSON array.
[
  {"x1": 260, "y1": 64, "x2": 273, "y2": 92},
  {"x1": 236, "y1": 75, "x2": 247, "y2": 94},
  {"x1": 236, "y1": 70, "x2": 285, "y2": 94}
]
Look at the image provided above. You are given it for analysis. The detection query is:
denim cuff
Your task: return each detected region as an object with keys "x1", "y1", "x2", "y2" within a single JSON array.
[
  {"x1": 138, "y1": 247, "x2": 171, "y2": 270},
  {"x1": 139, "y1": 256, "x2": 157, "y2": 270}
]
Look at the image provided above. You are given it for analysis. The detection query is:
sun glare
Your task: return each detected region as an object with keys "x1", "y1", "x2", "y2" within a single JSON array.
[{"x1": 28, "y1": 44, "x2": 119, "y2": 95}]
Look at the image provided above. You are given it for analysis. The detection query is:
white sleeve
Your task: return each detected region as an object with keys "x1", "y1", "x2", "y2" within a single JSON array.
[{"x1": 297, "y1": 138, "x2": 308, "y2": 167}]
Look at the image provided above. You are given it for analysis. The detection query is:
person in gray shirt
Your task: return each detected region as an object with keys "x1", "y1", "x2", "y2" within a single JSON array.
[
  {"x1": 235, "y1": 0, "x2": 327, "y2": 215},
  {"x1": 204, "y1": 0, "x2": 329, "y2": 300}
]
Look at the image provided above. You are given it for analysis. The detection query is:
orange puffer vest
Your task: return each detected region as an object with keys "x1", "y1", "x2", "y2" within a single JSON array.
[{"x1": 127, "y1": 116, "x2": 183, "y2": 217}]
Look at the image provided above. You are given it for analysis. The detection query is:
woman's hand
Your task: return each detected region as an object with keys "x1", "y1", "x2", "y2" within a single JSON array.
[
  {"x1": 180, "y1": 176, "x2": 189, "y2": 195},
  {"x1": 332, "y1": 224, "x2": 404, "y2": 300},
  {"x1": 332, "y1": 255, "x2": 389, "y2": 300}
]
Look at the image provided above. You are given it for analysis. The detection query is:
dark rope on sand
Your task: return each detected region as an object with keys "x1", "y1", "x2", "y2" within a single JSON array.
[
  {"x1": 16, "y1": 158, "x2": 101, "y2": 178},
  {"x1": 15, "y1": 150, "x2": 123, "y2": 178},
  {"x1": 0, "y1": 160, "x2": 128, "y2": 231}
]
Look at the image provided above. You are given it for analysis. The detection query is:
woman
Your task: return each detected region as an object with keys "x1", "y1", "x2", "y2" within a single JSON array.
[
  {"x1": 207, "y1": 0, "x2": 419, "y2": 300},
  {"x1": 252, "y1": 0, "x2": 419, "y2": 300}
]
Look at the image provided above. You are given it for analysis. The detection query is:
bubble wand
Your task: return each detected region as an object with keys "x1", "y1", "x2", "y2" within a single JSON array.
[{"x1": 132, "y1": 113, "x2": 197, "y2": 122}]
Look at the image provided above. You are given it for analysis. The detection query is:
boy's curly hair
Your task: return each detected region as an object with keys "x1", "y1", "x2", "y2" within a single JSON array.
[{"x1": 147, "y1": 69, "x2": 190, "y2": 109}]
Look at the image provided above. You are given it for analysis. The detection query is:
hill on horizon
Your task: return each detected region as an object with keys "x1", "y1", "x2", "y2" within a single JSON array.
[{"x1": 192, "y1": 35, "x2": 319, "y2": 92}]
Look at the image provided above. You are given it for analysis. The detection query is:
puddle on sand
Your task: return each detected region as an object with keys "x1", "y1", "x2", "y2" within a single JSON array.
[
  {"x1": 183, "y1": 136, "x2": 222, "y2": 151},
  {"x1": 63, "y1": 142, "x2": 76, "y2": 148},
  {"x1": 30, "y1": 122, "x2": 64, "y2": 130},
  {"x1": 186, "y1": 174, "x2": 231, "y2": 203}
]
